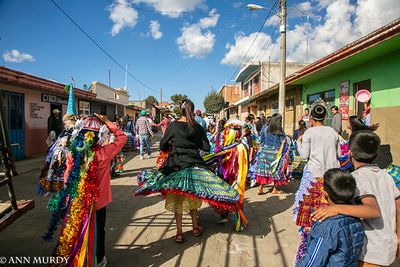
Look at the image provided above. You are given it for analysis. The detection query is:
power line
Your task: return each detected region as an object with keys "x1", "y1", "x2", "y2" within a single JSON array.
[
  {"x1": 229, "y1": 0, "x2": 279, "y2": 81},
  {"x1": 256, "y1": 20, "x2": 281, "y2": 61},
  {"x1": 147, "y1": 2, "x2": 249, "y2": 83},
  {"x1": 251, "y1": 17, "x2": 280, "y2": 61},
  {"x1": 50, "y1": 0, "x2": 159, "y2": 94}
]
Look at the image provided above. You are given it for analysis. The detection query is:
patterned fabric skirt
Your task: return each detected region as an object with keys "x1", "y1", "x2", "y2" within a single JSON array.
[
  {"x1": 387, "y1": 164, "x2": 400, "y2": 190},
  {"x1": 254, "y1": 144, "x2": 291, "y2": 186},
  {"x1": 115, "y1": 151, "x2": 125, "y2": 172},
  {"x1": 165, "y1": 193, "x2": 202, "y2": 214},
  {"x1": 290, "y1": 155, "x2": 307, "y2": 178},
  {"x1": 136, "y1": 167, "x2": 239, "y2": 212},
  {"x1": 293, "y1": 166, "x2": 328, "y2": 228}
]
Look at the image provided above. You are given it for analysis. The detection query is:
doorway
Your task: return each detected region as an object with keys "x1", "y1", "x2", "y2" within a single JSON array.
[
  {"x1": 0, "y1": 90, "x2": 25, "y2": 160},
  {"x1": 50, "y1": 103, "x2": 62, "y2": 116},
  {"x1": 353, "y1": 79, "x2": 371, "y2": 118}
]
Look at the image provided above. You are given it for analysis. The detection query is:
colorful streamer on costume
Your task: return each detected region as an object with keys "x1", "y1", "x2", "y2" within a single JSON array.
[
  {"x1": 203, "y1": 121, "x2": 249, "y2": 231},
  {"x1": 43, "y1": 124, "x2": 100, "y2": 266}
]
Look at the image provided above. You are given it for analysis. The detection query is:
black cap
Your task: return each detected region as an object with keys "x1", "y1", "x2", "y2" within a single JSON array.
[{"x1": 311, "y1": 104, "x2": 326, "y2": 121}]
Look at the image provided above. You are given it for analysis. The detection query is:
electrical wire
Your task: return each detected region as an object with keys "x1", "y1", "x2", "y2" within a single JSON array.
[
  {"x1": 229, "y1": 0, "x2": 279, "y2": 81},
  {"x1": 50, "y1": 0, "x2": 160, "y2": 94}
]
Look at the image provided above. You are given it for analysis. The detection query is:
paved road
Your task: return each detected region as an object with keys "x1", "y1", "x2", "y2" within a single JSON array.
[{"x1": 1, "y1": 136, "x2": 398, "y2": 267}]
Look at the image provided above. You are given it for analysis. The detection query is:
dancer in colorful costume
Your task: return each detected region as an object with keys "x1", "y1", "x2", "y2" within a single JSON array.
[
  {"x1": 43, "y1": 113, "x2": 127, "y2": 267},
  {"x1": 290, "y1": 120, "x2": 307, "y2": 178},
  {"x1": 203, "y1": 119, "x2": 249, "y2": 231},
  {"x1": 254, "y1": 113, "x2": 293, "y2": 195},
  {"x1": 244, "y1": 123, "x2": 260, "y2": 188},
  {"x1": 292, "y1": 102, "x2": 341, "y2": 263},
  {"x1": 37, "y1": 84, "x2": 77, "y2": 195},
  {"x1": 136, "y1": 100, "x2": 239, "y2": 242}
]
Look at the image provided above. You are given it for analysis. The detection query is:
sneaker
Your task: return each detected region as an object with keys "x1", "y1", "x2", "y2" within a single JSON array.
[
  {"x1": 98, "y1": 256, "x2": 107, "y2": 267},
  {"x1": 140, "y1": 155, "x2": 143, "y2": 160},
  {"x1": 250, "y1": 180, "x2": 257, "y2": 188},
  {"x1": 146, "y1": 154, "x2": 151, "y2": 159}
]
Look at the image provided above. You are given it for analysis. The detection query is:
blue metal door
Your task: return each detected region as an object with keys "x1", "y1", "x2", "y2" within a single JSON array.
[{"x1": 0, "y1": 91, "x2": 25, "y2": 160}]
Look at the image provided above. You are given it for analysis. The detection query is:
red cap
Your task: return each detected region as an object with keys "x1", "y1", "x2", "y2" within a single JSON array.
[{"x1": 195, "y1": 110, "x2": 201, "y2": 116}]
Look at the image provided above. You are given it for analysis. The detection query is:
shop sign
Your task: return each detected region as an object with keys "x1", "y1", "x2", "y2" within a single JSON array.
[
  {"x1": 339, "y1": 80, "x2": 350, "y2": 120},
  {"x1": 41, "y1": 93, "x2": 68, "y2": 105}
]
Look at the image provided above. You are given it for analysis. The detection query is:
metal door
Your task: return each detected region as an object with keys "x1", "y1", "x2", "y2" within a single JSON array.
[{"x1": 0, "y1": 91, "x2": 25, "y2": 160}]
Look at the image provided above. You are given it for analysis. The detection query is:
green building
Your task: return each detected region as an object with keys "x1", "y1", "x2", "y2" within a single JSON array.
[{"x1": 286, "y1": 18, "x2": 400, "y2": 163}]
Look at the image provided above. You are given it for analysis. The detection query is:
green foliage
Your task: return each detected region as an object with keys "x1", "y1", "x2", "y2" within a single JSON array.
[
  {"x1": 170, "y1": 94, "x2": 188, "y2": 116},
  {"x1": 203, "y1": 91, "x2": 225, "y2": 114},
  {"x1": 145, "y1": 95, "x2": 158, "y2": 106}
]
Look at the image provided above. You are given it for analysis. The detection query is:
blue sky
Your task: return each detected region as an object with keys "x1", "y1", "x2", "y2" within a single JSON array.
[{"x1": 1, "y1": 0, "x2": 399, "y2": 110}]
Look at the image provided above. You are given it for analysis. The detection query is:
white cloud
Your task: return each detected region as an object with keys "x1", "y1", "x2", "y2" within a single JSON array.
[
  {"x1": 222, "y1": 0, "x2": 400, "y2": 66},
  {"x1": 198, "y1": 9, "x2": 219, "y2": 28},
  {"x1": 354, "y1": 0, "x2": 400, "y2": 36},
  {"x1": 109, "y1": 0, "x2": 138, "y2": 36},
  {"x1": 149, "y1": 20, "x2": 163, "y2": 39},
  {"x1": 176, "y1": 9, "x2": 220, "y2": 58},
  {"x1": 221, "y1": 32, "x2": 275, "y2": 66},
  {"x1": 3, "y1": 50, "x2": 35, "y2": 63},
  {"x1": 132, "y1": 0, "x2": 205, "y2": 18}
]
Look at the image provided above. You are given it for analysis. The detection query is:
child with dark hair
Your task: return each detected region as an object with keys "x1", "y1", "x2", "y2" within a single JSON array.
[
  {"x1": 312, "y1": 130, "x2": 400, "y2": 267},
  {"x1": 297, "y1": 168, "x2": 364, "y2": 266}
]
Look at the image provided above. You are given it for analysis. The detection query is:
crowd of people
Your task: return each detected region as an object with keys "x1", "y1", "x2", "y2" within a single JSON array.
[{"x1": 38, "y1": 91, "x2": 400, "y2": 267}]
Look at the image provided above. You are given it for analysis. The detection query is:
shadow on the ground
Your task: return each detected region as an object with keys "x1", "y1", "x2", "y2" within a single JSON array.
[{"x1": 107, "y1": 180, "x2": 298, "y2": 267}]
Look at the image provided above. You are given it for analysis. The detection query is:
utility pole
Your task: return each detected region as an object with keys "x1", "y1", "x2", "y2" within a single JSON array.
[
  {"x1": 160, "y1": 88, "x2": 163, "y2": 104},
  {"x1": 124, "y1": 64, "x2": 128, "y2": 90},
  {"x1": 306, "y1": 16, "x2": 309, "y2": 63},
  {"x1": 278, "y1": 0, "x2": 287, "y2": 128},
  {"x1": 108, "y1": 67, "x2": 111, "y2": 88}
]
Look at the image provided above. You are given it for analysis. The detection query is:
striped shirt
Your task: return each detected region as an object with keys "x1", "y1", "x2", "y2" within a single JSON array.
[{"x1": 135, "y1": 116, "x2": 153, "y2": 136}]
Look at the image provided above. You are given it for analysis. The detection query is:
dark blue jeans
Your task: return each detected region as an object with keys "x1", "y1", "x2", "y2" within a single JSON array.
[{"x1": 139, "y1": 134, "x2": 151, "y2": 156}]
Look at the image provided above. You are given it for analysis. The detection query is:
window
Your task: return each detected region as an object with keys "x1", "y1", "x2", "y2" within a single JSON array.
[
  {"x1": 307, "y1": 89, "x2": 336, "y2": 125},
  {"x1": 307, "y1": 90, "x2": 335, "y2": 106},
  {"x1": 286, "y1": 98, "x2": 295, "y2": 110},
  {"x1": 79, "y1": 101, "x2": 90, "y2": 116},
  {"x1": 272, "y1": 102, "x2": 279, "y2": 114}
]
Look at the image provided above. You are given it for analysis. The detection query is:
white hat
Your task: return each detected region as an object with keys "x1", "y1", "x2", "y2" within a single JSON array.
[{"x1": 52, "y1": 109, "x2": 61, "y2": 114}]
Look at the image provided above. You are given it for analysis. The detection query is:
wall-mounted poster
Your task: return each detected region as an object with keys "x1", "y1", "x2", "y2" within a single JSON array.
[
  {"x1": 340, "y1": 80, "x2": 350, "y2": 96},
  {"x1": 339, "y1": 80, "x2": 350, "y2": 120}
]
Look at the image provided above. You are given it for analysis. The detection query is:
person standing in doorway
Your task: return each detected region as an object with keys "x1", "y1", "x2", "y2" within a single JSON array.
[
  {"x1": 301, "y1": 108, "x2": 310, "y2": 128},
  {"x1": 136, "y1": 110, "x2": 153, "y2": 160},
  {"x1": 330, "y1": 106, "x2": 342, "y2": 134},
  {"x1": 48, "y1": 109, "x2": 62, "y2": 137}
]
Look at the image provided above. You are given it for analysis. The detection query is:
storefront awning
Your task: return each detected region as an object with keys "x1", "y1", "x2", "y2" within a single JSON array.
[{"x1": 235, "y1": 63, "x2": 261, "y2": 83}]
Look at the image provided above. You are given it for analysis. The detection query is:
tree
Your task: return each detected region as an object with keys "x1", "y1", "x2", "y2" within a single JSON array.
[
  {"x1": 203, "y1": 91, "x2": 225, "y2": 115},
  {"x1": 145, "y1": 95, "x2": 158, "y2": 106},
  {"x1": 170, "y1": 94, "x2": 188, "y2": 116}
]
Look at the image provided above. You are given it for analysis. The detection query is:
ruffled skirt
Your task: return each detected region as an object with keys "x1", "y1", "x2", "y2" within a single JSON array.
[
  {"x1": 254, "y1": 143, "x2": 291, "y2": 186},
  {"x1": 136, "y1": 167, "x2": 239, "y2": 212}
]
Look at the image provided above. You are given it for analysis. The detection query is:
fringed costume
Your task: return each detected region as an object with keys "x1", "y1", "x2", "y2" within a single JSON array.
[
  {"x1": 43, "y1": 118, "x2": 100, "y2": 267},
  {"x1": 203, "y1": 120, "x2": 249, "y2": 231}
]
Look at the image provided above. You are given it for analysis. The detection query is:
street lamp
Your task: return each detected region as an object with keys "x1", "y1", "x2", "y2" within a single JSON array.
[{"x1": 247, "y1": 1, "x2": 287, "y2": 128}]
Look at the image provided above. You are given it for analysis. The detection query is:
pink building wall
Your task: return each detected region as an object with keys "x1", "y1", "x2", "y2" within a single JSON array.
[{"x1": 1, "y1": 83, "x2": 68, "y2": 157}]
